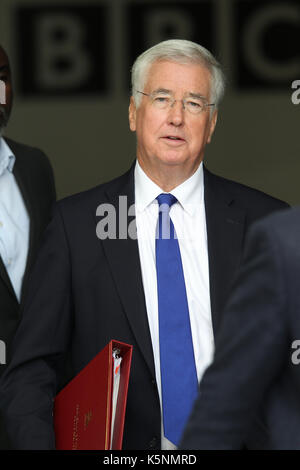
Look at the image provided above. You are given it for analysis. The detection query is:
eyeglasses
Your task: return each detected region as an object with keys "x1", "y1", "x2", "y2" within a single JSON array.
[{"x1": 136, "y1": 90, "x2": 215, "y2": 115}]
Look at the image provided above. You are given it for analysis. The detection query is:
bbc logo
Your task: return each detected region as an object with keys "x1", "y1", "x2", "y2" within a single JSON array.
[
  {"x1": 14, "y1": 1, "x2": 300, "y2": 97},
  {"x1": 15, "y1": 1, "x2": 214, "y2": 97}
]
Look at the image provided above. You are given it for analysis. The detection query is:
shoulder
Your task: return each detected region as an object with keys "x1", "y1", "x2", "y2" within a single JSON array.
[
  {"x1": 204, "y1": 167, "x2": 289, "y2": 215},
  {"x1": 251, "y1": 206, "x2": 300, "y2": 244},
  {"x1": 56, "y1": 166, "x2": 133, "y2": 214},
  {"x1": 244, "y1": 207, "x2": 300, "y2": 309},
  {"x1": 5, "y1": 137, "x2": 54, "y2": 174},
  {"x1": 5, "y1": 137, "x2": 49, "y2": 161}
]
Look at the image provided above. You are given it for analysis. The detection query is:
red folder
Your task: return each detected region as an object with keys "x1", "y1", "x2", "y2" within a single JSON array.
[{"x1": 53, "y1": 340, "x2": 133, "y2": 450}]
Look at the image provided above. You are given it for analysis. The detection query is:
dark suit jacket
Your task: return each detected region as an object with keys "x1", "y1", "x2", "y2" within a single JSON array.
[
  {"x1": 0, "y1": 137, "x2": 56, "y2": 448},
  {"x1": 0, "y1": 163, "x2": 288, "y2": 450},
  {"x1": 180, "y1": 206, "x2": 300, "y2": 450}
]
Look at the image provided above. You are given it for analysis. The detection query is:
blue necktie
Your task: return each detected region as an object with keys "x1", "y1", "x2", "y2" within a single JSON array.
[{"x1": 156, "y1": 193, "x2": 198, "y2": 446}]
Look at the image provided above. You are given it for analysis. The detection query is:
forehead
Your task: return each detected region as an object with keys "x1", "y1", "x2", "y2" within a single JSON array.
[{"x1": 144, "y1": 60, "x2": 211, "y2": 97}]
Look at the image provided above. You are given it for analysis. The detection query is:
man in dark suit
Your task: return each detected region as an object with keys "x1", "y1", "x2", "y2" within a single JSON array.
[
  {"x1": 0, "y1": 40, "x2": 287, "y2": 450},
  {"x1": 180, "y1": 206, "x2": 300, "y2": 450},
  {"x1": 0, "y1": 45, "x2": 56, "y2": 448}
]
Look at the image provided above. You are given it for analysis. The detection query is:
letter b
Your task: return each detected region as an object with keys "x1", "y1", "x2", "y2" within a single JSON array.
[{"x1": 36, "y1": 13, "x2": 91, "y2": 89}]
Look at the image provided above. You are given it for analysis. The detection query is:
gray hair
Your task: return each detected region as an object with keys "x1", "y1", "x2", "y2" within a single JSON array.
[{"x1": 131, "y1": 39, "x2": 225, "y2": 109}]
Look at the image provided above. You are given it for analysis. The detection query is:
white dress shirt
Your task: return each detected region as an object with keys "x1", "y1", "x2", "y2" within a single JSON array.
[
  {"x1": 0, "y1": 137, "x2": 30, "y2": 301},
  {"x1": 134, "y1": 160, "x2": 215, "y2": 450}
]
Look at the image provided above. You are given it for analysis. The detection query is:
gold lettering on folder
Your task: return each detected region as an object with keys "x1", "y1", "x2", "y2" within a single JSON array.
[{"x1": 84, "y1": 410, "x2": 93, "y2": 430}]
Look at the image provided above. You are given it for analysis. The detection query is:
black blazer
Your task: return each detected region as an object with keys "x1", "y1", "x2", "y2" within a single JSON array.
[
  {"x1": 0, "y1": 163, "x2": 288, "y2": 450},
  {"x1": 0, "y1": 138, "x2": 56, "y2": 449},
  {"x1": 0, "y1": 138, "x2": 56, "y2": 363},
  {"x1": 180, "y1": 207, "x2": 300, "y2": 450}
]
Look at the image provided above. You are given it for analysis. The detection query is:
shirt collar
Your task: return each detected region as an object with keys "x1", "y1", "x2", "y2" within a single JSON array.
[
  {"x1": 171, "y1": 162, "x2": 204, "y2": 216},
  {"x1": 0, "y1": 137, "x2": 16, "y2": 175},
  {"x1": 134, "y1": 160, "x2": 204, "y2": 216}
]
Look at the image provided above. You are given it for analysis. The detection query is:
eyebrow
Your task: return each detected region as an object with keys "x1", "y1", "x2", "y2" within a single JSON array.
[
  {"x1": 152, "y1": 88, "x2": 172, "y2": 95},
  {"x1": 186, "y1": 92, "x2": 207, "y2": 100},
  {"x1": 152, "y1": 88, "x2": 207, "y2": 100}
]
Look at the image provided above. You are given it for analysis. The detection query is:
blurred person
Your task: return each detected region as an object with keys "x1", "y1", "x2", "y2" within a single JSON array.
[
  {"x1": 0, "y1": 39, "x2": 287, "y2": 450},
  {"x1": 180, "y1": 207, "x2": 300, "y2": 450},
  {"x1": 0, "y1": 45, "x2": 56, "y2": 448}
]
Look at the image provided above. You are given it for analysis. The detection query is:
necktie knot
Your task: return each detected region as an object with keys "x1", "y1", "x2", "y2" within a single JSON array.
[{"x1": 157, "y1": 193, "x2": 177, "y2": 211}]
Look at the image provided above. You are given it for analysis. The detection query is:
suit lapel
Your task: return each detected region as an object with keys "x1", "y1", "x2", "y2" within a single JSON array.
[
  {"x1": 96, "y1": 165, "x2": 156, "y2": 379},
  {"x1": 204, "y1": 167, "x2": 246, "y2": 333},
  {"x1": 0, "y1": 256, "x2": 16, "y2": 300}
]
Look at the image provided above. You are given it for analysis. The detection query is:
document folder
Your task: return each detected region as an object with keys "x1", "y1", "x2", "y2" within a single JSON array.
[{"x1": 53, "y1": 340, "x2": 133, "y2": 450}]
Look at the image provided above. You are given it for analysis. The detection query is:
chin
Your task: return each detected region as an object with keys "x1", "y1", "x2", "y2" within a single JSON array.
[{"x1": 158, "y1": 153, "x2": 188, "y2": 166}]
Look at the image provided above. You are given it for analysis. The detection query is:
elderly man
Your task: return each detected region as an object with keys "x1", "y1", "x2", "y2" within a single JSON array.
[
  {"x1": 0, "y1": 45, "x2": 56, "y2": 448},
  {"x1": 0, "y1": 39, "x2": 287, "y2": 450}
]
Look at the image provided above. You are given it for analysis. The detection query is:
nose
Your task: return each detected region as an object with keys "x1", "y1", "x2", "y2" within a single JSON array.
[{"x1": 167, "y1": 99, "x2": 184, "y2": 127}]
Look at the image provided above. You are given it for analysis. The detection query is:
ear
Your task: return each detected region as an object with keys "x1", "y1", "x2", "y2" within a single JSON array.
[
  {"x1": 207, "y1": 109, "x2": 218, "y2": 143},
  {"x1": 129, "y1": 96, "x2": 137, "y2": 132}
]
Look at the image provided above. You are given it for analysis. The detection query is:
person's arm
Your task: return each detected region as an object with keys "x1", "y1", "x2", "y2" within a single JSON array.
[
  {"x1": 180, "y1": 218, "x2": 290, "y2": 449},
  {"x1": 0, "y1": 204, "x2": 72, "y2": 449}
]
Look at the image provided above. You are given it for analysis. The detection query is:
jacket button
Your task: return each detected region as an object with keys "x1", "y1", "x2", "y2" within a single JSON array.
[
  {"x1": 148, "y1": 437, "x2": 158, "y2": 449},
  {"x1": 151, "y1": 378, "x2": 156, "y2": 386}
]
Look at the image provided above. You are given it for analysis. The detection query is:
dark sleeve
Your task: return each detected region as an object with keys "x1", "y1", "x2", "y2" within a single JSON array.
[
  {"x1": 180, "y1": 220, "x2": 290, "y2": 449},
  {"x1": 0, "y1": 204, "x2": 72, "y2": 450}
]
